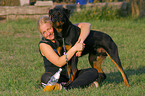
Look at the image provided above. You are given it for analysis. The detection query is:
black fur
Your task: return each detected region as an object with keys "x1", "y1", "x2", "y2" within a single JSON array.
[{"x1": 49, "y1": 7, "x2": 129, "y2": 86}]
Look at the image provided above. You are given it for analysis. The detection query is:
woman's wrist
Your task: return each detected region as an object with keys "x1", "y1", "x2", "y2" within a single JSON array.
[{"x1": 71, "y1": 45, "x2": 77, "y2": 52}]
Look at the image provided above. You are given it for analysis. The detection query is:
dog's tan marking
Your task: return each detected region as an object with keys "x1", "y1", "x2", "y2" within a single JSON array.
[
  {"x1": 89, "y1": 54, "x2": 106, "y2": 82},
  {"x1": 56, "y1": 47, "x2": 62, "y2": 56},
  {"x1": 97, "y1": 48, "x2": 106, "y2": 53},
  {"x1": 60, "y1": 21, "x2": 64, "y2": 25},
  {"x1": 106, "y1": 52, "x2": 129, "y2": 87},
  {"x1": 54, "y1": 21, "x2": 64, "y2": 33},
  {"x1": 55, "y1": 28, "x2": 62, "y2": 33},
  {"x1": 65, "y1": 45, "x2": 72, "y2": 51},
  {"x1": 65, "y1": 45, "x2": 75, "y2": 85},
  {"x1": 66, "y1": 64, "x2": 74, "y2": 85},
  {"x1": 92, "y1": 56, "x2": 106, "y2": 73}
]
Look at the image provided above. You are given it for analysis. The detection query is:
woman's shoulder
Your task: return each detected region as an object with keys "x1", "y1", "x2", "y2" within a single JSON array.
[
  {"x1": 39, "y1": 37, "x2": 54, "y2": 46},
  {"x1": 39, "y1": 37, "x2": 51, "y2": 44},
  {"x1": 39, "y1": 37, "x2": 56, "y2": 49}
]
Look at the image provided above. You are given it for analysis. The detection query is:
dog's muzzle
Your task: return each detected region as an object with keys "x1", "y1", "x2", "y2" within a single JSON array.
[{"x1": 52, "y1": 18, "x2": 64, "y2": 28}]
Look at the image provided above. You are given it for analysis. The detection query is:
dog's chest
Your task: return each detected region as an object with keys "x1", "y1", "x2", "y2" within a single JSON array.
[
  {"x1": 55, "y1": 26, "x2": 80, "y2": 56},
  {"x1": 64, "y1": 25, "x2": 80, "y2": 45}
]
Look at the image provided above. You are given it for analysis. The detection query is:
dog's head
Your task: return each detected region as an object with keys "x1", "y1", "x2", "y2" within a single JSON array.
[{"x1": 49, "y1": 7, "x2": 71, "y2": 31}]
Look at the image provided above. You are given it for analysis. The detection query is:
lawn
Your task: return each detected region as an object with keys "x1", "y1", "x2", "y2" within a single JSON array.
[{"x1": 0, "y1": 18, "x2": 145, "y2": 96}]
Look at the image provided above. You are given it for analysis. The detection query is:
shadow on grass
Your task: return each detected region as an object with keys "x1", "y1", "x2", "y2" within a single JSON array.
[
  {"x1": 104, "y1": 65, "x2": 145, "y2": 85},
  {"x1": 34, "y1": 66, "x2": 145, "y2": 89}
]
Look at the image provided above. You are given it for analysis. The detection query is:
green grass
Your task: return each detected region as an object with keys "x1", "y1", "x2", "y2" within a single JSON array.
[{"x1": 0, "y1": 18, "x2": 145, "y2": 96}]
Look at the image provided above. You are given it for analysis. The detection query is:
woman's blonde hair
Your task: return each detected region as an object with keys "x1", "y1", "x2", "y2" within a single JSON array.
[
  {"x1": 37, "y1": 16, "x2": 52, "y2": 38},
  {"x1": 37, "y1": 16, "x2": 52, "y2": 31}
]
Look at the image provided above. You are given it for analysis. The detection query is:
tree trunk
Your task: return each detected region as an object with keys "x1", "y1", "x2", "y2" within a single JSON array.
[{"x1": 129, "y1": 0, "x2": 144, "y2": 17}]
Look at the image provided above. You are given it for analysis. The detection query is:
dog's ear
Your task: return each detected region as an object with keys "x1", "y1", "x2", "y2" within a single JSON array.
[
  {"x1": 48, "y1": 9, "x2": 53, "y2": 17},
  {"x1": 63, "y1": 8, "x2": 71, "y2": 19}
]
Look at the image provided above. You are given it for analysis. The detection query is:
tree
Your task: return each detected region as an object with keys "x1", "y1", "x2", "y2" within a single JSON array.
[{"x1": 127, "y1": 0, "x2": 144, "y2": 17}]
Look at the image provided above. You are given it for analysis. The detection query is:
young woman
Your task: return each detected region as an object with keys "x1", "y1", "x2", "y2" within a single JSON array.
[{"x1": 38, "y1": 16, "x2": 98, "y2": 91}]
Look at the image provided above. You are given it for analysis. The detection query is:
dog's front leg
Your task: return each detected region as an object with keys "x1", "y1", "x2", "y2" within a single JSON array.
[
  {"x1": 70, "y1": 55, "x2": 78, "y2": 79},
  {"x1": 66, "y1": 55, "x2": 78, "y2": 85}
]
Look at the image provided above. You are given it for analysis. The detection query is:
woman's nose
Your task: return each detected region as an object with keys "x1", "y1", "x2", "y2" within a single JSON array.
[{"x1": 46, "y1": 31, "x2": 50, "y2": 36}]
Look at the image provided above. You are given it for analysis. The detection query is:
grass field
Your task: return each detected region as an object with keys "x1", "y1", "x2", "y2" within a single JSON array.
[{"x1": 0, "y1": 18, "x2": 145, "y2": 96}]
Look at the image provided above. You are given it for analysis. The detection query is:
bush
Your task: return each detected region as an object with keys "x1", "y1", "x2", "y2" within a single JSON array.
[
  {"x1": 70, "y1": 5, "x2": 121, "y2": 21},
  {"x1": 0, "y1": 0, "x2": 20, "y2": 6}
]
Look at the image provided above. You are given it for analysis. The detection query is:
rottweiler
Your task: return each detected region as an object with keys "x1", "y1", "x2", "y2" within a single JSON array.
[{"x1": 49, "y1": 7, "x2": 129, "y2": 87}]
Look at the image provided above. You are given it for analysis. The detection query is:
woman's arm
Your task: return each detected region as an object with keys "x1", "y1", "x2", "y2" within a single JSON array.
[
  {"x1": 39, "y1": 41, "x2": 84, "y2": 67},
  {"x1": 74, "y1": 22, "x2": 91, "y2": 43},
  {"x1": 74, "y1": 22, "x2": 91, "y2": 56}
]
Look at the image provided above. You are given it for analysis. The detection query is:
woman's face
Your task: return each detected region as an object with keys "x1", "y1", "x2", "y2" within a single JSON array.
[{"x1": 40, "y1": 23, "x2": 54, "y2": 40}]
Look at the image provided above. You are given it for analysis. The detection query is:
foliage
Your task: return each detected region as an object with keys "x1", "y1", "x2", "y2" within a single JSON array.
[
  {"x1": 0, "y1": 0, "x2": 20, "y2": 6},
  {"x1": 70, "y1": 5, "x2": 121, "y2": 21}
]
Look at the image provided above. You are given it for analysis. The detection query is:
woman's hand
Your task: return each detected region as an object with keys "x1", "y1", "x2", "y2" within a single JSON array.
[
  {"x1": 74, "y1": 22, "x2": 90, "y2": 56},
  {"x1": 40, "y1": 40, "x2": 85, "y2": 67},
  {"x1": 73, "y1": 39, "x2": 85, "y2": 54},
  {"x1": 75, "y1": 39, "x2": 85, "y2": 57},
  {"x1": 76, "y1": 51, "x2": 82, "y2": 57}
]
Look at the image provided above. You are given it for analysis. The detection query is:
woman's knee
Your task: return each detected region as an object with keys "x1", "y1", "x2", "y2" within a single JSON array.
[
  {"x1": 90, "y1": 68, "x2": 99, "y2": 78},
  {"x1": 41, "y1": 72, "x2": 53, "y2": 84}
]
